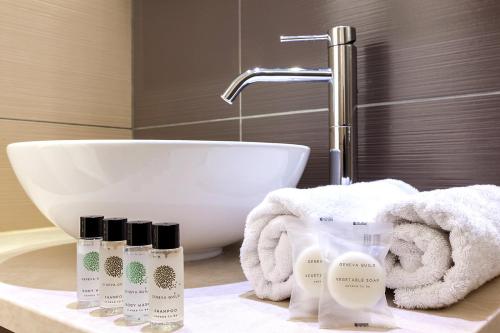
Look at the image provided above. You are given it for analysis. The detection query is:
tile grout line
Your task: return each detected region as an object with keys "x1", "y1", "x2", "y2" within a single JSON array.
[
  {"x1": 134, "y1": 89, "x2": 500, "y2": 131},
  {"x1": 130, "y1": 1, "x2": 136, "y2": 136},
  {"x1": 358, "y1": 90, "x2": 500, "y2": 108},
  {"x1": 243, "y1": 108, "x2": 328, "y2": 119},
  {"x1": 0, "y1": 117, "x2": 132, "y2": 130},
  {"x1": 134, "y1": 108, "x2": 327, "y2": 131},
  {"x1": 238, "y1": 0, "x2": 243, "y2": 141},
  {"x1": 134, "y1": 116, "x2": 241, "y2": 130}
]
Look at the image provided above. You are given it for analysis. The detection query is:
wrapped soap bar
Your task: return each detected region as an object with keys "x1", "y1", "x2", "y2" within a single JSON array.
[
  {"x1": 287, "y1": 218, "x2": 324, "y2": 320},
  {"x1": 318, "y1": 219, "x2": 395, "y2": 329}
]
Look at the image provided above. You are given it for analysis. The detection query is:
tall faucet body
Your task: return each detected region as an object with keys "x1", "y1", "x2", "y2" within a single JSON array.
[{"x1": 221, "y1": 26, "x2": 357, "y2": 185}]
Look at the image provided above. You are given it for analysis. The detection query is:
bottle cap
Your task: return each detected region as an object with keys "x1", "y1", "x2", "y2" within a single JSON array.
[
  {"x1": 102, "y1": 217, "x2": 127, "y2": 241},
  {"x1": 152, "y1": 223, "x2": 180, "y2": 249},
  {"x1": 80, "y1": 215, "x2": 103, "y2": 238},
  {"x1": 126, "y1": 220, "x2": 152, "y2": 246}
]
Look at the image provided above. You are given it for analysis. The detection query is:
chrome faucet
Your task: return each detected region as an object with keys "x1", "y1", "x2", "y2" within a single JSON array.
[{"x1": 221, "y1": 26, "x2": 357, "y2": 185}]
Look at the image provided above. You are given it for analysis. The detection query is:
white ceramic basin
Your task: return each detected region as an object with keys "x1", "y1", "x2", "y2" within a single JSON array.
[{"x1": 7, "y1": 140, "x2": 309, "y2": 260}]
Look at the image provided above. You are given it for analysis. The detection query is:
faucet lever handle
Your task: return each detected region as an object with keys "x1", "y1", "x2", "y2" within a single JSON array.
[{"x1": 280, "y1": 34, "x2": 330, "y2": 43}]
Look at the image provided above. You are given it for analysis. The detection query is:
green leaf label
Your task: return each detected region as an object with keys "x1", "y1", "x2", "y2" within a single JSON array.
[
  {"x1": 126, "y1": 261, "x2": 147, "y2": 284},
  {"x1": 83, "y1": 251, "x2": 99, "y2": 272}
]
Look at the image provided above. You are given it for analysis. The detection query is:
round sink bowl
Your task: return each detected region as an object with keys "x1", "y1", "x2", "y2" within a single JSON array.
[{"x1": 7, "y1": 140, "x2": 309, "y2": 260}]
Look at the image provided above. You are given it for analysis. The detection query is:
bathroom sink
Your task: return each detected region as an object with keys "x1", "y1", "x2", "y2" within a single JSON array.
[{"x1": 7, "y1": 140, "x2": 309, "y2": 260}]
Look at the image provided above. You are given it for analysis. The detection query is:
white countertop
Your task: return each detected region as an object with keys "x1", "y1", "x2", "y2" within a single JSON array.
[{"x1": 0, "y1": 228, "x2": 498, "y2": 333}]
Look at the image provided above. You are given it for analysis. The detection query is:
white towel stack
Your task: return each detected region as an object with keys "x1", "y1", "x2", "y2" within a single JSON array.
[
  {"x1": 240, "y1": 179, "x2": 418, "y2": 301},
  {"x1": 379, "y1": 185, "x2": 500, "y2": 308},
  {"x1": 240, "y1": 181, "x2": 500, "y2": 309}
]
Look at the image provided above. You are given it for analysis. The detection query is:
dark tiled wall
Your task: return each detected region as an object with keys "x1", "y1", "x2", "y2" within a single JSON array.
[
  {"x1": 133, "y1": 0, "x2": 239, "y2": 127},
  {"x1": 134, "y1": 0, "x2": 500, "y2": 190}
]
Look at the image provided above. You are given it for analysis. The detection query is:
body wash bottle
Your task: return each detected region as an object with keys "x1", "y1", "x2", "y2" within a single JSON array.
[
  {"x1": 149, "y1": 223, "x2": 184, "y2": 331},
  {"x1": 100, "y1": 217, "x2": 127, "y2": 316},
  {"x1": 124, "y1": 220, "x2": 152, "y2": 324},
  {"x1": 77, "y1": 215, "x2": 103, "y2": 308}
]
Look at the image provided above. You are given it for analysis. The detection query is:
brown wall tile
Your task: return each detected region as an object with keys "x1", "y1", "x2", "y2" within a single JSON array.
[
  {"x1": 134, "y1": 120, "x2": 239, "y2": 141},
  {"x1": 1, "y1": 0, "x2": 132, "y2": 233},
  {"x1": 134, "y1": 0, "x2": 500, "y2": 191},
  {"x1": 241, "y1": 0, "x2": 500, "y2": 115},
  {"x1": 0, "y1": 0, "x2": 131, "y2": 128},
  {"x1": 134, "y1": 0, "x2": 239, "y2": 127},
  {"x1": 357, "y1": 94, "x2": 500, "y2": 190},
  {"x1": 242, "y1": 112, "x2": 329, "y2": 188},
  {"x1": 1, "y1": 119, "x2": 131, "y2": 232}
]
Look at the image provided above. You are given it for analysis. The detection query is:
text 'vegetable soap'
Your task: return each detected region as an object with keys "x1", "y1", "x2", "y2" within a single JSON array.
[{"x1": 327, "y1": 251, "x2": 385, "y2": 309}]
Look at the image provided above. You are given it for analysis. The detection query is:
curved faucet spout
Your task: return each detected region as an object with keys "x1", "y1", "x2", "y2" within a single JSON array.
[{"x1": 221, "y1": 67, "x2": 332, "y2": 104}]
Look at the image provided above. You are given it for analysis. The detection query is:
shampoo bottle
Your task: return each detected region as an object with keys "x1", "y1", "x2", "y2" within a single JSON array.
[
  {"x1": 100, "y1": 217, "x2": 127, "y2": 316},
  {"x1": 149, "y1": 223, "x2": 184, "y2": 331}
]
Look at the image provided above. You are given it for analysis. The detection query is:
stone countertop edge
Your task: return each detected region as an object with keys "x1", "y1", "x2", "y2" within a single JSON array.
[{"x1": 0, "y1": 227, "x2": 498, "y2": 333}]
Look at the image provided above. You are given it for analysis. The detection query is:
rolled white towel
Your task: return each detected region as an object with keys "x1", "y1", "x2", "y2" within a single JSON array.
[
  {"x1": 240, "y1": 179, "x2": 418, "y2": 301},
  {"x1": 386, "y1": 223, "x2": 452, "y2": 289},
  {"x1": 379, "y1": 185, "x2": 500, "y2": 309}
]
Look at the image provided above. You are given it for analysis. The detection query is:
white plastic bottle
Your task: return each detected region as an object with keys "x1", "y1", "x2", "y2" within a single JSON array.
[
  {"x1": 100, "y1": 217, "x2": 127, "y2": 316},
  {"x1": 77, "y1": 215, "x2": 103, "y2": 308},
  {"x1": 124, "y1": 220, "x2": 152, "y2": 324},
  {"x1": 149, "y1": 223, "x2": 184, "y2": 331}
]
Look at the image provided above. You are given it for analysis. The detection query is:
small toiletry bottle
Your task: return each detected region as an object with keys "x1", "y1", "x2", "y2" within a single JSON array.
[
  {"x1": 124, "y1": 220, "x2": 152, "y2": 324},
  {"x1": 100, "y1": 217, "x2": 127, "y2": 316},
  {"x1": 149, "y1": 223, "x2": 184, "y2": 331},
  {"x1": 77, "y1": 215, "x2": 103, "y2": 308}
]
